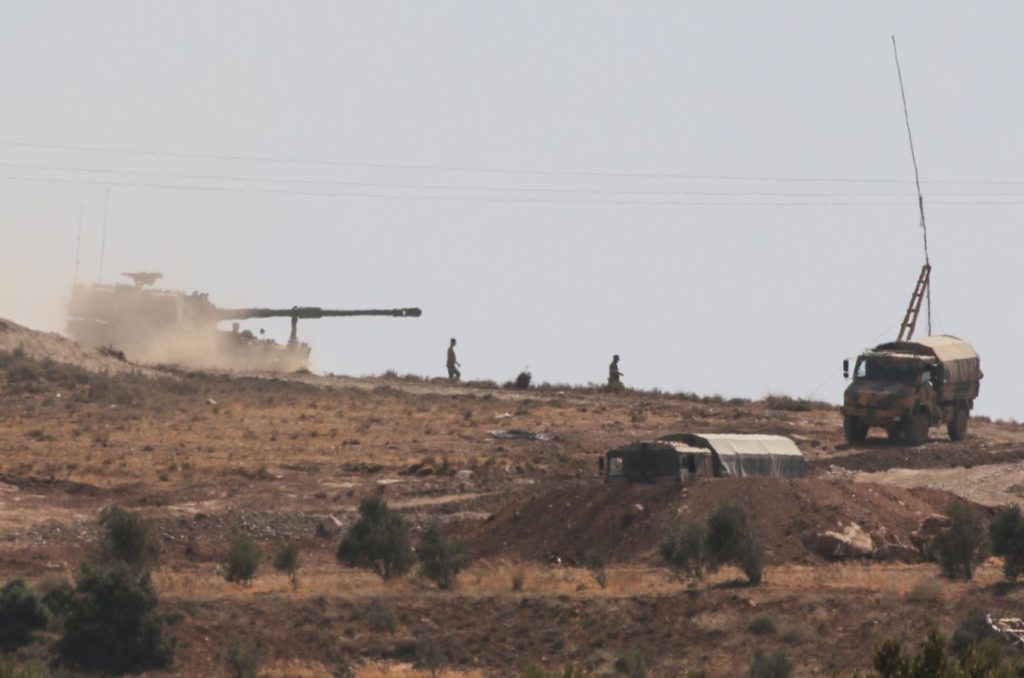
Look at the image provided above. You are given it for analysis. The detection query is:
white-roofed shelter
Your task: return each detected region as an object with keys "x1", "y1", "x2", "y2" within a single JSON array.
[
  {"x1": 659, "y1": 433, "x2": 807, "y2": 478},
  {"x1": 601, "y1": 433, "x2": 806, "y2": 483}
]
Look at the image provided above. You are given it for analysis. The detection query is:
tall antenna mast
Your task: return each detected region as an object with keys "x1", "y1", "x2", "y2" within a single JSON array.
[
  {"x1": 73, "y1": 204, "x2": 84, "y2": 286},
  {"x1": 98, "y1": 188, "x2": 109, "y2": 284},
  {"x1": 891, "y1": 35, "x2": 932, "y2": 335}
]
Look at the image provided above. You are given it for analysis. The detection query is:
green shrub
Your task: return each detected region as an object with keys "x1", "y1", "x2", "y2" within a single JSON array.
[
  {"x1": 736, "y1": 536, "x2": 765, "y2": 585},
  {"x1": 707, "y1": 504, "x2": 763, "y2": 584},
  {"x1": 0, "y1": 657, "x2": 47, "y2": 678},
  {"x1": 364, "y1": 600, "x2": 398, "y2": 633},
  {"x1": 905, "y1": 579, "x2": 944, "y2": 605},
  {"x1": 660, "y1": 523, "x2": 708, "y2": 581},
  {"x1": 418, "y1": 526, "x2": 471, "y2": 590},
  {"x1": 273, "y1": 543, "x2": 300, "y2": 590},
  {"x1": 337, "y1": 496, "x2": 415, "y2": 580},
  {"x1": 584, "y1": 549, "x2": 607, "y2": 589},
  {"x1": 990, "y1": 504, "x2": 1024, "y2": 580},
  {"x1": 98, "y1": 505, "x2": 161, "y2": 568},
  {"x1": 931, "y1": 504, "x2": 988, "y2": 581},
  {"x1": 614, "y1": 649, "x2": 654, "y2": 677},
  {"x1": 511, "y1": 568, "x2": 526, "y2": 592},
  {"x1": 415, "y1": 636, "x2": 445, "y2": 677},
  {"x1": 58, "y1": 563, "x2": 175, "y2": 673},
  {"x1": 749, "y1": 649, "x2": 792, "y2": 678},
  {"x1": 707, "y1": 504, "x2": 750, "y2": 566},
  {"x1": 0, "y1": 580, "x2": 49, "y2": 650},
  {"x1": 225, "y1": 533, "x2": 262, "y2": 585},
  {"x1": 40, "y1": 578, "x2": 74, "y2": 617},
  {"x1": 871, "y1": 626, "x2": 1006, "y2": 677},
  {"x1": 747, "y1": 615, "x2": 776, "y2": 636},
  {"x1": 226, "y1": 637, "x2": 261, "y2": 678},
  {"x1": 871, "y1": 626, "x2": 1024, "y2": 677}
]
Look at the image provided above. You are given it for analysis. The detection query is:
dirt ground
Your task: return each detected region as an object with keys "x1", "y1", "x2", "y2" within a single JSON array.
[{"x1": 3, "y1": 327, "x2": 1024, "y2": 676}]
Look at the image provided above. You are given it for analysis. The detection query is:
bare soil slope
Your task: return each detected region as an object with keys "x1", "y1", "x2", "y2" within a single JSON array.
[
  {"x1": 0, "y1": 316, "x2": 158, "y2": 375},
  {"x1": 470, "y1": 477, "x2": 973, "y2": 566}
]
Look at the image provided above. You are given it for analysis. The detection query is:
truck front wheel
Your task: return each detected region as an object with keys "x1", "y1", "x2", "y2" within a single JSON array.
[
  {"x1": 948, "y1": 407, "x2": 969, "y2": 441},
  {"x1": 844, "y1": 415, "x2": 868, "y2": 444},
  {"x1": 903, "y1": 411, "x2": 930, "y2": 446}
]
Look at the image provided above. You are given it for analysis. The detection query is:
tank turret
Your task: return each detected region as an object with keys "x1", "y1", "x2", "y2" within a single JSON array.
[{"x1": 66, "y1": 273, "x2": 421, "y2": 371}]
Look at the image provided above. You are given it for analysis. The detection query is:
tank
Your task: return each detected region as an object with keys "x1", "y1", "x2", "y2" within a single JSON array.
[{"x1": 66, "y1": 272, "x2": 421, "y2": 371}]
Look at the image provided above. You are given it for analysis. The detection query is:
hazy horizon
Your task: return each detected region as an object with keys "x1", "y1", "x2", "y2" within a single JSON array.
[{"x1": 2, "y1": 2, "x2": 1022, "y2": 419}]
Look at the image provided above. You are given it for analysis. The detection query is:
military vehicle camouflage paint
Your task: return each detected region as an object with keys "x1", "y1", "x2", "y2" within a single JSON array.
[{"x1": 841, "y1": 335, "x2": 981, "y2": 445}]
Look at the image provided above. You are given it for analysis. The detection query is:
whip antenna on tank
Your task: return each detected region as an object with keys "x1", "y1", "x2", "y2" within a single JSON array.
[
  {"x1": 73, "y1": 204, "x2": 83, "y2": 286},
  {"x1": 98, "y1": 188, "x2": 109, "y2": 284},
  {"x1": 892, "y1": 35, "x2": 932, "y2": 337}
]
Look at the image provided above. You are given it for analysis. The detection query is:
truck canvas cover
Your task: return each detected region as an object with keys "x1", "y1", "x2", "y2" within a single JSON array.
[
  {"x1": 873, "y1": 335, "x2": 981, "y2": 384},
  {"x1": 659, "y1": 433, "x2": 807, "y2": 478}
]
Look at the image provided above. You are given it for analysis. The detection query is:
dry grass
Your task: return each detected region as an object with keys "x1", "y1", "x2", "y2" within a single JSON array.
[
  {"x1": 5, "y1": 351, "x2": 1024, "y2": 676},
  {"x1": 354, "y1": 664, "x2": 484, "y2": 678}
]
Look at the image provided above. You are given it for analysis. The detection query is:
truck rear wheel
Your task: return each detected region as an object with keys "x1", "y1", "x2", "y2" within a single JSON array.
[
  {"x1": 844, "y1": 415, "x2": 868, "y2": 444},
  {"x1": 903, "y1": 411, "x2": 930, "y2": 446},
  {"x1": 948, "y1": 407, "x2": 969, "y2": 441}
]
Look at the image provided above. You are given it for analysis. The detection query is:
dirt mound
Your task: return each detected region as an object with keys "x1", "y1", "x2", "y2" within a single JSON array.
[
  {"x1": 0, "y1": 317, "x2": 156, "y2": 375},
  {"x1": 470, "y1": 477, "x2": 976, "y2": 566}
]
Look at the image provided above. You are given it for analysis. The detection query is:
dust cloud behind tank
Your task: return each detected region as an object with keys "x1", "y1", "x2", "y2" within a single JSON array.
[{"x1": 65, "y1": 272, "x2": 421, "y2": 372}]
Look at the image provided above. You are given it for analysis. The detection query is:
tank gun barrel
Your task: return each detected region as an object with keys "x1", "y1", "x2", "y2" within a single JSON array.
[
  {"x1": 213, "y1": 305, "x2": 422, "y2": 348},
  {"x1": 214, "y1": 306, "x2": 422, "y2": 321}
]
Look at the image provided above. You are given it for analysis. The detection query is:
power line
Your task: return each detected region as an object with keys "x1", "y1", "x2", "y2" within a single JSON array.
[
  {"x1": 0, "y1": 138, "x2": 907, "y2": 181},
  {"x1": 0, "y1": 160, "x2": 939, "y2": 197},
  {"x1": 10, "y1": 172, "x2": 1024, "y2": 207},
  {"x1": 7, "y1": 160, "x2": 1024, "y2": 199},
  {"x1": 4, "y1": 138, "x2": 1024, "y2": 186}
]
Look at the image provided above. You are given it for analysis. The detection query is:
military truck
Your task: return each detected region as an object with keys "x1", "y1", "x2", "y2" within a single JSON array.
[
  {"x1": 600, "y1": 433, "x2": 806, "y2": 483},
  {"x1": 841, "y1": 335, "x2": 981, "y2": 445},
  {"x1": 66, "y1": 272, "x2": 421, "y2": 371}
]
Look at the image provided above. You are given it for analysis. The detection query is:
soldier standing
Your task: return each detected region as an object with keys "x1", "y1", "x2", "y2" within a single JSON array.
[
  {"x1": 447, "y1": 338, "x2": 461, "y2": 382},
  {"x1": 608, "y1": 354, "x2": 624, "y2": 391}
]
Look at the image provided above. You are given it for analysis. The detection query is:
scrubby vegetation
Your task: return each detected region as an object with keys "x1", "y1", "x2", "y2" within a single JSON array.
[
  {"x1": 660, "y1": 523, "x2": 709, "y2": 581},
  {"x1": 99, "y1": 505, "x2": 161, "y2": 568},
  {"x1": 749, "y1": 649, "x2": 792, "y2": 678},
  {"x1": 364, "y1": 600, "x2": 398, "y2": 633},
  {"x1": 930, "y1": 503, "x2": 987, "y2": 581},
  {"x1": 337, "y1": 496, "x2": 415, "y2": 580},
  {"x1": 57, "y1": 563, "x2": 174, "y2": 673},
  {"x1": 0, "y1": 579, "x2": 48, "y2": 650},
  {"x1": 707, "y1": 504, "x2": 764, "y2": 584},
  {"x1": 225, "y1": 533, "x2": 262, "y2": 584},
  {"x1": 661, "y1": 505, "x2": 763, "y2": 584},
  {"x1": 273, "y1": 543, "x2": 301, "y2": 590},
  {"x1": 583, "y1": 549, "x2": 608, "y2": 589},
  {"x1": 874, "y1": 626, "x2": 1023, "y2": 676},
  {"x1": 614, "y1": 649, "x2": 655, "y2": 677},
  {"x1": 226, "y1": 637, "x2": 262, "y2": 678},
  {"x1": 418, "y1": 526, "x2": 471, "y2": 590},
  {"x1": 990, "y1": 504, "x2": 1024, "y2": 580}
]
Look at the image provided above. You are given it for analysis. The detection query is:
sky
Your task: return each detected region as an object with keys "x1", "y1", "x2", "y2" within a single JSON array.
[{"x1": 1, "y1": 2, "x2": 1022, "y2": 418}]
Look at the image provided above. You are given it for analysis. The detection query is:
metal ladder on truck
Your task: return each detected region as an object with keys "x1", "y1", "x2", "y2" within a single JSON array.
[{"x1": 897, "y1": 264, "x2": 931, "y2": 341}]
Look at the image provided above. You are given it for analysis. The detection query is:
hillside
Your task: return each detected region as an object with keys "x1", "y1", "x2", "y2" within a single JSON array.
[{"x1": 2, "y1": 321, "x2": 1024, "y2": 675}]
